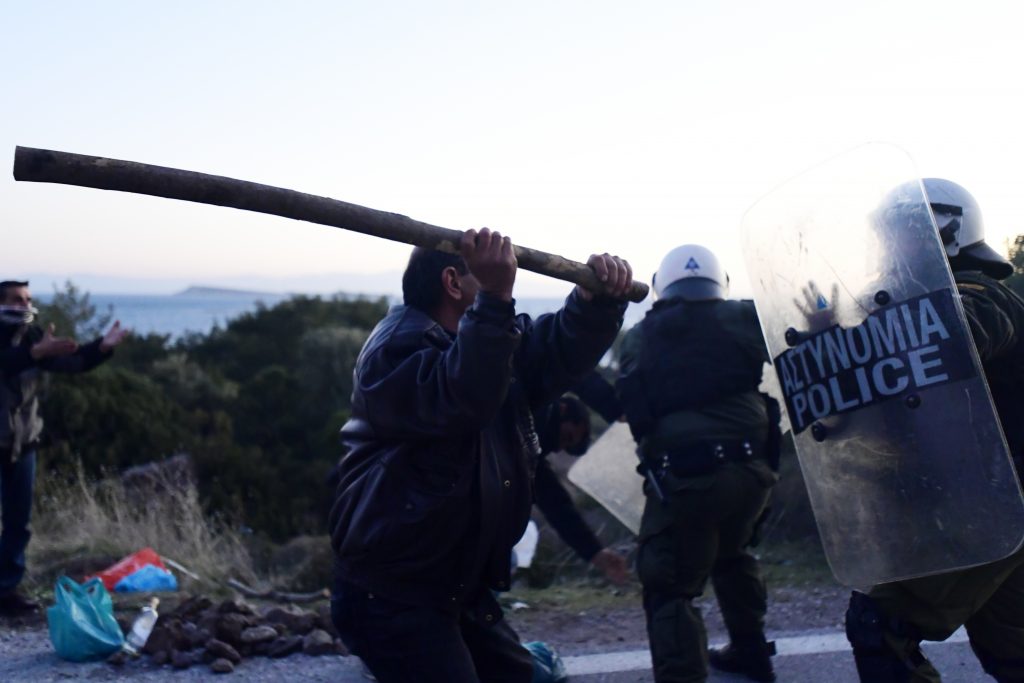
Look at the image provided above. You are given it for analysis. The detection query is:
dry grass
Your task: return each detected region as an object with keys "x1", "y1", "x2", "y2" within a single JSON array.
[{"x1": 26, "y1": 460, "x2": 257, "y2": 593}]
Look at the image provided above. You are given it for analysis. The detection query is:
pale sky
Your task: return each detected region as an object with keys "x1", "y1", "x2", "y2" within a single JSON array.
[{"x1": 3, "y1": 1, "x2": 1023, "y2": 297}]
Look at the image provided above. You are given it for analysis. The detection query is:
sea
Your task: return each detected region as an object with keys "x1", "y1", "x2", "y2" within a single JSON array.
[{"x1": 36, "y1": 290, "x2": 651, "y2": 339}]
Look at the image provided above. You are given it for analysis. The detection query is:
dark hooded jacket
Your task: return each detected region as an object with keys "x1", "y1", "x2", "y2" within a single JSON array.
[
  {"x1": 1, "y1": 323, "x2": 111, "y2": 464},
  {"x1": 329, "y1": 290, "x2": 624, "y2": 614}
]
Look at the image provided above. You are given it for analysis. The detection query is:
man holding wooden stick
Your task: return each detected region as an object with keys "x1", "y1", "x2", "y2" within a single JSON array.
[
  {"x1": 11, "y1": 146, "x2": 643, "y2": 678},
  {"x1": 328, "y1": 228, "x2": 632, "y2": 683}
]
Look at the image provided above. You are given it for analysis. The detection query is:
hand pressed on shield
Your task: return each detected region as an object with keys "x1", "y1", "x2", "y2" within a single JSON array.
[
  {"x1": 576, "y1": 254, "x2": 633, "y2": 302},
  {"x1": 461, "y1": 228, "x2": 517, "y2": 302},
  {"x1": 793, "y1": 281, "x2": 840, "y2": 332}
]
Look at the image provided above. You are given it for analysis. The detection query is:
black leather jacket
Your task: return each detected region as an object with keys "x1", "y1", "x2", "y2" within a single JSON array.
[{"x1": 329, "y1": 290, "x2": 624, "y2": 613}]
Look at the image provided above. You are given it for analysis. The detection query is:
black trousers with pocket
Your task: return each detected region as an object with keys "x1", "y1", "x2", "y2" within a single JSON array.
[{"x1": 331, "y1": 575, "x2": 534, "y2": 683}]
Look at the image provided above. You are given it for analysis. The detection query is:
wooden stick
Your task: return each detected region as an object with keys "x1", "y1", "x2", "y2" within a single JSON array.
[
  {"x1": 13, "y1": 146, "x2": 649, "y2": 303},
  {"x1": 226, "y1": 577, "x2": 329, "y2": 604}
]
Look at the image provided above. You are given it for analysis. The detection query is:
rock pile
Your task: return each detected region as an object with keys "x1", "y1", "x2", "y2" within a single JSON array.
[{"x1": 122, "y1": 595, "x2": 346, "y2": 674}]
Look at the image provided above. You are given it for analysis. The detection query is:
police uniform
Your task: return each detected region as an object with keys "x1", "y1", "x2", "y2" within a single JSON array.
[
  {"x1": 847, "y1": 270, "x2": 1024, "y2": 683},
  {"x1": 617, "y1": 292, "x2": 778, "y2": 683}
]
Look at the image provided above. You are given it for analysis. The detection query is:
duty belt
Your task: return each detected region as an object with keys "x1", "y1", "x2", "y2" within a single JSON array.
[{"x1": 652, "y1": 439, "x2": 765, "y2": 478}]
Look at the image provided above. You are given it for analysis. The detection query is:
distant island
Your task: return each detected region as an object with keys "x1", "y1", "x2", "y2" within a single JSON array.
[{"x1": 174, "y1": 286, "x2": 284, "y2": 298}]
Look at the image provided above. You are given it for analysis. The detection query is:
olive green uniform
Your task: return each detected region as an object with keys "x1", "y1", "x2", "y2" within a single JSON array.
[
  {"x1": 618, "y1": 298, "x2": 777, "y2": 682},
  {"x1": 851, "y1": 271, "x2": 1024, "y2": 683}
]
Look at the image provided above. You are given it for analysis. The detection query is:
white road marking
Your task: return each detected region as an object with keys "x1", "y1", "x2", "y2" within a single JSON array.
[{"x1": 562, "y1": 627, "x2": 970, "y2": 675}]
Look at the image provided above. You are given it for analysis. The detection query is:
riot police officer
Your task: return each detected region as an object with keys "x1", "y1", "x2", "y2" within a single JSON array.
[
  {"x1": 617, "y1": 245, "x2": 780, "y2": 683},
  {"x1": 845, "y1": 179, "x2": 1024, "y2": 683}
]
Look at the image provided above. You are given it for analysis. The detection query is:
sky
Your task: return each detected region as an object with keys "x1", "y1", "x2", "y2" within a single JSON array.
[{"x1": 2, "y1": 1, "x2": 1024, "y2": 297}]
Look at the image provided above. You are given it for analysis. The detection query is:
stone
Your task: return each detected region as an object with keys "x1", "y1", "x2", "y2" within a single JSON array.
[
  {"x1": 210, "y1": 657, "x2": 235, "y2": 674},
  {"x1": 171, "y1": 649, "x2": 197, "y2": 669},
  {"x1": 143, "y1": 619, "x2": 182, "y2": 655},
  {"x1": 302, "y1": 629, "x2": 338, "y2": 656},
  {"x1": 216, "y1": 613, "x2": 250, "y2": 644},
  {"x1": 268, "y1": 635, "x2": 304, "y2": 658},
  {"x1": 314, "y1": 604, "x2": 338, "y2": 636},
  {"x1": 240, "y1": 625, "x2": 278, "y2": 644},
  {"x1": 172, "y1": 595, "x2": 213, "y2": 620},
  {"x1": 217, "y1": 599, "x2": 257, "y2": 616},
  {"x1": 181, "y1": 621, "x2": 209, "y2": 649},
  {"x1": 107, "y1": 649, "x2": 128, "y2": 666},
  {"x1": 263, "y1": 605, "x2": 317, "y2": 636},
  {"x1": 152, "y1": 650, "x2": 170, "y2": 666},
  {"x1": 205, "y1": 638, "x2": 242, "y2": 664}
]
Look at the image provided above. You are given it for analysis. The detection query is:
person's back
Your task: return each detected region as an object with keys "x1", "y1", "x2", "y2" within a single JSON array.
[
  {"x1": 620, "y1": 296, "x2": 768, "y2": 453},
  {"x1": 616, "y1": 245, "x2": 778, "y2": 683}
]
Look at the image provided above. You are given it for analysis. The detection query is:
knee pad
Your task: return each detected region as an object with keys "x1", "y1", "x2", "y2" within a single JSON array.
[
  {"x1": 845, "y1": 591, "x2": 923, "y2": 683},
  {"x1": 970, "y1": 637, "x2": 1024, "y2": 683}
]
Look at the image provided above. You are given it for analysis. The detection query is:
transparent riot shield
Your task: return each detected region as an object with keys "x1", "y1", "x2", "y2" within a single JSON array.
[
  {"x1": 742, "y1": 142, "x2": 1024, "y2": 586},
  {"x1": 567, "y1": 422, "x2": 643, "y2": 535}
]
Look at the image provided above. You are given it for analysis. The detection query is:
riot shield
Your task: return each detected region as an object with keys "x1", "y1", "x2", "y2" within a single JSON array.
[
  {"x1": 742, "y1": 143, "x2": 1024, "y2": 586},
  {"x1": 567, "y1": 422, "x2": 644, "y2": 535}
]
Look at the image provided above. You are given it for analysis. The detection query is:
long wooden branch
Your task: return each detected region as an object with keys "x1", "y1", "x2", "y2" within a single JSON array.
[
  {"x1": 226, "y1": 578, "x2": 329, "y2": 604},
  {"x1": 13, "y1": 146, "x2": 649, "y2": 303}
]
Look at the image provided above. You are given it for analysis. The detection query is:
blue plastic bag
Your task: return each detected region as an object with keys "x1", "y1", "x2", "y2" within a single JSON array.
[
  {"x1": 114, "y1": 564, "x2": 178, "y2": 593},
  {"x1": 47, "y1": 576, "x2": 125, "y2": 661},
  {"x1": 525, "y1": 641, "x2": 569, "y2": 683}
]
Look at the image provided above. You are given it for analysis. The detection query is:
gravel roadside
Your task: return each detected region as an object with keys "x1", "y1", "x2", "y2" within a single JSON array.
[{"x1": 0, "y1": 583, "x2": 851, "y2": 681}]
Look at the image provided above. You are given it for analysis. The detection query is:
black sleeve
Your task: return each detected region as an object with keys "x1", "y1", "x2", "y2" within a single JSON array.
[
  {"x1": 37, "y1": 338, "x2": 112, "y2": 374},
  {"x1": 516, "y1": 289, "x2": 626, "y2": 411},
  {"x1": 533, "y1": 457, "x2": 602, "y2": 563},
  {"x1": 0, "y1": 344, "x2": 34, "y2": 376},
  {"x1": 956, "y1": 275, "x2": 1022, "y2": 362},
  {"x1": 355, "y1": 293, "x2": 523, "y2": 437},
  {"x1": 571, "y1": 370, "x2": 622, "y2": 423}
]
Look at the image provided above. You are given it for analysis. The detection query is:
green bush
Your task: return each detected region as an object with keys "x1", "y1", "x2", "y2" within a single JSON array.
[{"x1": 36, "y1": 286, "x2": 389, "y2": 541}]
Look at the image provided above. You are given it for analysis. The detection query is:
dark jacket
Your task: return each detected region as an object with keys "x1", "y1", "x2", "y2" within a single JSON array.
[
  {"x1": 956, "y1": 271, "x2": 1024, "y2": 459},
  {"x1": 616, "y1": 297, "x2": 770, "y2": 449},
  {"x1": 531, "y1": 371, "x2": 622, "y2": 563},
  {"x1": 1, "y1": 324, "x2": 111, "y2": 463},
  {"x1": 329, "y1": 290, "x2": 625, "y2": 613}
]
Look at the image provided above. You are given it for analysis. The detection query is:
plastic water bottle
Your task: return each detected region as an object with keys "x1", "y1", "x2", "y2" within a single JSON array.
[{"x1": 123, "y1": 597, "x2": 160, "y2": 655}]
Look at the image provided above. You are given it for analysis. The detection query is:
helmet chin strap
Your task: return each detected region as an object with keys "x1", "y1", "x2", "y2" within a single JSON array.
[{"x1": 0, "y1": 305, "x2": 38, "y2": 327}]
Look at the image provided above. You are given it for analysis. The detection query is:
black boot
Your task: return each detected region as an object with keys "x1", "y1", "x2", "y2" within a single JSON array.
[
  {"x1": 708, "y1": 638, "x2": 777, "y2": 682},
  {"x1": 0, "y1": 590, "x2": 40, "y2": 616}
]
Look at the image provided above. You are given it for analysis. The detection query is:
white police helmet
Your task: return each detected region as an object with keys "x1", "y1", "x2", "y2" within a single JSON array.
[
  {"x1": 923, "y1": 178, "x2": 1012, "y2": 279},
  {"x1": 652, "y1": 244, "x2": 729, "y2": 300}
]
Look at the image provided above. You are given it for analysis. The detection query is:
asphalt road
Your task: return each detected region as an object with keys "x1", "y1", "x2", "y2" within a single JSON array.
[
  {"x1": 0, "y1": 625, "x2": 993, "y2": 682},
  {"x1": 569, "y1": 629, "x2": 987, "y2": 682}
]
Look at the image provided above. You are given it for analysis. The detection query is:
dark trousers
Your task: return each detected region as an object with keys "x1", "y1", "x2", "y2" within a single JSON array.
[
  {"x1": 0, "y1": 449, "x2": 36, "y2": 594},
  {"x1": 637, "y1": 462, "x2": 774, "y2": 682},
  {"x1": 331, "y1": 576, "x2": 534, "y2": 683},
  {"x1": 860, "y1": 543, "x2": 1024, "y2": 682}
]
